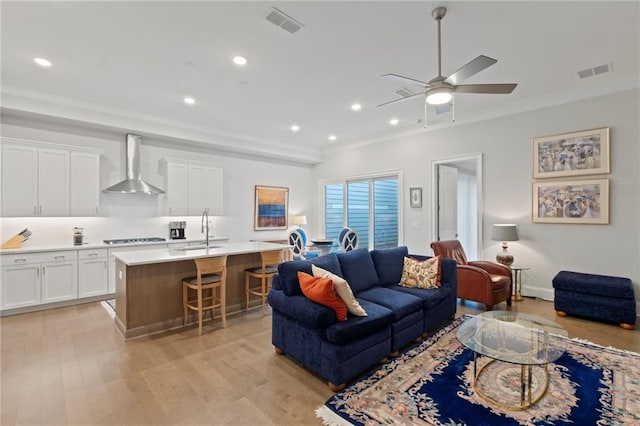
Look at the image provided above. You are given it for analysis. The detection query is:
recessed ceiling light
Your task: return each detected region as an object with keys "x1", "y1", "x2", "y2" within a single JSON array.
[
  {"x1": 290, "y1": 124, "x2": 300, "y2": 132},
  {"x1": 34, "y1": 57, "x2": 52, "y2": 67},
  {"x1": 329, "y1": 134, "x2": 337, "y2": 141},
  {"x1": 183, "y1": 96, "x2": 195, "y2": 105},
  {"x1": 351, "y1": 103, "x2": 362, "y2": 111},
  {"x1": 232, "y1": 55, "x2": 247, "y2": 66},
  {"x1": 389, "y1": 118, "x2": 399, "y2": 126}
]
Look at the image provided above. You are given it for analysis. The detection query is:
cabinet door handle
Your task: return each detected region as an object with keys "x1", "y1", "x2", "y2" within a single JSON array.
[
  {"x1": 169, "y1": 207, "x2": 172, "y2": 215},
  {"x1": 42, "y1": 266, "x2": 45, "y2": 275},
  {"x1": 14, "y1": 258, "x2": 27, "y2": 263},
  {"x1": 33, "y1": 206, "x2": 37, "y2": 214},
  {"x1": 54, "y1": 255, "x2": 65, "y2": 260},
  {"x1": 39, "y1": 205, "x2": 42, "y2": 215},
  {"x1": 37, "y1": 267, "x2": 40, "y2": 276},
  {"x1": 88, "y1": 252, "x2": 99, "y2": 257},
  {"x1": 104, "y1": 261, "x2": 107, "y2": 268}
]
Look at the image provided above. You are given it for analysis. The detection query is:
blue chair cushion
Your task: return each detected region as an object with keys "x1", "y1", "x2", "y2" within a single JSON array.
[
  {"x1": 268, "y1": 290, "x2": 337, "y2": 328},
  {"x1": 371, "y1": 246, "x2": 409, "y2": 285},
  {"x1": 386, "y1": 284, "x2": 450, "y2": 309},
  {"x1": 337, "y1": 248, "x2": 380, "y2": 293},
  {"x1": 325, "y1": 300, "x2": 394, "y2": 345}
]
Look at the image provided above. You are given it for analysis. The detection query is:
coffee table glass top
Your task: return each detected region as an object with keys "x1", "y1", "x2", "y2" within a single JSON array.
[{"x1": 457, "y1": 311, "x2": 568, "y2": 366}]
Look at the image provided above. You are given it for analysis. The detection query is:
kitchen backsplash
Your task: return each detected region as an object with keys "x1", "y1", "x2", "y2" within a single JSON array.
[{"x1": 1, "y1": 216, "x2": 223, "y2": 247}]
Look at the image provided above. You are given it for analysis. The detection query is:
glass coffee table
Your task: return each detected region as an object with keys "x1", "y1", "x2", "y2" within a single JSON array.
[{"x1": 456, "y1": 311, "x2": 568, "y2": 410}]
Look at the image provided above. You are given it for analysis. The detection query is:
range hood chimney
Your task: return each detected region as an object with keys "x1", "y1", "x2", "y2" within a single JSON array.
[{"x1": 103, "y1": 134, "x2": 164, "y2": 194}]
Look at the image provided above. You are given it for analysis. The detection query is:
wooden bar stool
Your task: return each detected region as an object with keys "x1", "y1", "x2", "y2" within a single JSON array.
[
  {"x1": 244, "y1": 249, "x2": 287, "y2": 315},
  {"x1": 182, "y1": 255, "x2": 228, "y2": 335}
]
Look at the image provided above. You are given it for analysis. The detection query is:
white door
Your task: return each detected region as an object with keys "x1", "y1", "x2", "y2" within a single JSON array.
[
  {"x1": 70, "y1": 151, "x2": 100, "y2": 216},
  {"x1": 38, "y1": 148, "x2": 70, "y2": 216},
  {"x1": 1, "y1": 144, "x2": 38, "y2": 216},
  {"x1": 437, "y1": 164, "x2": 458, "y2": 241},
  {"x1": 41, "y1": 261, "x2": 77, "y2": 303},
  {"x1": 1, "y1": 264, "x2": 41, "y2": 309}
]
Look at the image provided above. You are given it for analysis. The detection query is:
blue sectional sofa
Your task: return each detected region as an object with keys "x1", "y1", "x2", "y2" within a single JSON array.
[{"x1": 267, "y1": 246, "x2": 457, "y2": 391}]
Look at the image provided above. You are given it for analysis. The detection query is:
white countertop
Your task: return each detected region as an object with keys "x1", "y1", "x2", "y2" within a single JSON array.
[
  {"x1": 112, "y1": 241, "x2": 290, "y2": 266},
  {"x1": 0, "y1": 236, "x2": 228, "y2": 255}
]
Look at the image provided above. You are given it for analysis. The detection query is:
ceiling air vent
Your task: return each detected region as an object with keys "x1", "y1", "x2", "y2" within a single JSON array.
[
  {"x1": 577, "y1": 63, "x2": 612, "y2": 79},
  {"x1": 265, "y1": 7, "x2": 304, "y2": 34},
  {"x1": 396, "y1": 88, "x2": 416, "y2": 98}
]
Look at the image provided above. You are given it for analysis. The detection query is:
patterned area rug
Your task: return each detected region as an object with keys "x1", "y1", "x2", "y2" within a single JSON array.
[{"x1": 317, "y1": 316, "x2": 640, "y2": 425}]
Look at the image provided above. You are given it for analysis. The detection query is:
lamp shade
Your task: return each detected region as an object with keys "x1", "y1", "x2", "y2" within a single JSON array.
[
  {"x1": 291, "y1": 215, "x2": 307, "y2": 226},
  {"x1": 491, "y1": 224, "x2": 519, "y2": 242}
]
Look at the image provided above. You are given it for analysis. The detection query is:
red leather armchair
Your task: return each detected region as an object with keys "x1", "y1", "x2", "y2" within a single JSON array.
[{"x1": 430, "y1": 240, "x2": 512, "y2": 310}]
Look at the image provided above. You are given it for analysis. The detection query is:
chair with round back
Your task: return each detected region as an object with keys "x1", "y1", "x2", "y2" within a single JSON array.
[
  {"x1": 182, "y1": 255, "x2": 228, "y2": 335},
  {"x1": 245, "y1": 249, "x2": 288, "y2": 315},
  {"x1": 288, "y1": 229, "x2": 305, "y2": 260},
  {"x1": 338, "y1": 227, "x2": 352, "y2": 245},
  {"x1": 341, "y1": 229, "x2": 359, "y2": 252}
]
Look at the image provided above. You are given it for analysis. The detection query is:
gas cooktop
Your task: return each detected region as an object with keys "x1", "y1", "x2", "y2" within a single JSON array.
[{"x1": 103, "y1": 237, "x2": 166, "y2": 245}]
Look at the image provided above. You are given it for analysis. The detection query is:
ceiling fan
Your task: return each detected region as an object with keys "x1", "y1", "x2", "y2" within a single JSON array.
[{"x1": 378, "y1": 7, "x2": 517, "y2": 124}]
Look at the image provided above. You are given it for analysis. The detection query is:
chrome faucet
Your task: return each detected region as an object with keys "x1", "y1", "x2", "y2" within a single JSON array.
[{"x1": 201, "y1": 209, "x2": 209, "y2": 248}]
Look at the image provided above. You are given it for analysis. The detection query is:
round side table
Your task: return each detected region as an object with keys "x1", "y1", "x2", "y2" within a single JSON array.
[{"x1": 510, "y1": 265, "x2": 529, "y2": 301}]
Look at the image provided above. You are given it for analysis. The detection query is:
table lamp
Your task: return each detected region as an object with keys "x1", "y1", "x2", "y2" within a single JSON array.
[
  {"x1": 491, "y1": 224, "x2": 519, "y2": 267},
  {"x1": 291, "y1": 215, "x2": 307, "y2": 229}
]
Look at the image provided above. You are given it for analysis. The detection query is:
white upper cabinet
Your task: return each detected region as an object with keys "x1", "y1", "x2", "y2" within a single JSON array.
[
  {"x1": 165, "y1": 160, "x2": 223, "y2": 216},
  {"x1": 165, "y1": 161, "x2": 189, "y2": 216},
  {"x1": 70, "y1": 151, "x2": 100, "y2": 216},
  {"x1": 1, "y1": 144, "x2": 69, "y2": 216},
  {"x1": 1, "y1": 141, "x2": 101, "y2": 217}
]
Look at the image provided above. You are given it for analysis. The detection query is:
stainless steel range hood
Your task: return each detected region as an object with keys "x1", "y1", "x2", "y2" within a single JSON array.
[{"x1": 103, "y1": 134, "x2": 165, "y2": 194}]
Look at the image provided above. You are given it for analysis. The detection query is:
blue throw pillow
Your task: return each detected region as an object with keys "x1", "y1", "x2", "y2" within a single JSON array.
[
  {"x1": 310, "y1": 254, "x2": 343, "y2": 277},
  {"x1": 370, "y1": 246, "x2": 408, "y2": 285},
  {"x1": 337, "y1": 248, "x2": 380, "y2": 293}
]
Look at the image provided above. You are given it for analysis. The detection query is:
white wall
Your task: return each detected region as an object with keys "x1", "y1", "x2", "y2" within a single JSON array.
[
  {"x1": 1, "y1": 118, "x2": 314, "y2": 245},
  {"x1": 315, "y1": 89, "x2": 640, "y2": 303}
]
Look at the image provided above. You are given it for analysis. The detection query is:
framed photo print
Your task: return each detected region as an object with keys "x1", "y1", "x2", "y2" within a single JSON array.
[
  {"x1": 532, "y1": 179, "x2": 609, "y2": 224},
  {"x1": 410, "y1": 187, "x2": 422, "y2": 208},
  {"x1": 254, "y1": 185, "x2": 289, "y2": 230},
  {"x1": 532, "y1": 127, "x2": 609, "y2": 179}
]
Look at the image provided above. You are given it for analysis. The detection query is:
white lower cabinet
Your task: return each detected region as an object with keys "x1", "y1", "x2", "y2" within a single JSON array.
[
  {"x1": 1, "y1": 250, "x2": 78, "y2": 310},
  {"x1": 78, "y1": 249, "x2": 108, "y2": 297}
]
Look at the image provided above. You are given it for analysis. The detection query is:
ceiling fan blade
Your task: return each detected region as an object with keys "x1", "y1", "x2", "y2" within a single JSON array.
[
  {"x1": 454, "y1": 83, "x2": 517, "y2": 94},
  {"x1": 377, "y1": 92, "x2": 423, "y2": 107},
  {"x1": 444, "y1": 55, "x2": 497, "y2": 85},
  {"x1": 381, "y1": 73, "x2": 430, "y2": 88}
]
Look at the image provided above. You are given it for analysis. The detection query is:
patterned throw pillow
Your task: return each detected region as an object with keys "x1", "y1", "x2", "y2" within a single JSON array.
[
  {"x1": 312, "y1": 265, "x2": 368, "y2": 316},
  {"x1": 399, "y1": 256, "x2": 442, "y2": 289},
  {"x1": 297, "y1": 271, "x2": 348, "y2": 321}
]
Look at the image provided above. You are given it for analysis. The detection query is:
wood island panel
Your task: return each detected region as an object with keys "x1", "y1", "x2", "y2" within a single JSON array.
[{"x1": 115, "y1": 251, "x2": 264, "y2": 339}]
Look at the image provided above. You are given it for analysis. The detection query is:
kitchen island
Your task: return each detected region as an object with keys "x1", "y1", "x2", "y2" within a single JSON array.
[{"x1": 112, "y1": 241, "x2": 289, "y2": 339}]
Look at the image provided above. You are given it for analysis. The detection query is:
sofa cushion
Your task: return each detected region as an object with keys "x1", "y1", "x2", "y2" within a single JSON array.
[
  {"x1": 325, "y1": 300, "x2": 394, "y2": 345},
  {"x1": 400, "y1": 256, "x2": 442, "y2": 288},
  {"x1": 370, "y1": 246, "x2": 409, "y2": 286},
  {"x1": 298, "y1": 272, "x2": 348, "y2": 321},
  {"x1": 386, "y1": 284, "x2": 450, "y2": 309},
  {"x1": 312, "y1": 265, "x2": 367, "y2": 316},
  {"x1": 337, "y1": 248, "x2": 380, "y2": 293},
  {"x1": 357, "y1": 287, "x2": 422, "y2": 320},
  {"x1": 276, "y1": 255, "x2": 343, "y2": 297}
]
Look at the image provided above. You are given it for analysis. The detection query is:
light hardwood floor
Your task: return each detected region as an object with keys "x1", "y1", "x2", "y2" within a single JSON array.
[{"x1": 2, "y1": 297, "x2": 639, "y2": 425}]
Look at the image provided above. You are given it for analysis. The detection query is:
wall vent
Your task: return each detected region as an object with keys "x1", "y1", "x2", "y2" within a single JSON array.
[
  {"x1": 265, "y1": 7, "x2": 304, "y2": 34},
  {"x1": 577, "y1": 63, "x2": 612, "y2": 79}
]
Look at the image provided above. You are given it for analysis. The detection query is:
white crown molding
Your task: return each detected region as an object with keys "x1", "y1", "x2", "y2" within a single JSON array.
[{"x1": 1, "y1": 86, "x2": 322, "y2": 165}]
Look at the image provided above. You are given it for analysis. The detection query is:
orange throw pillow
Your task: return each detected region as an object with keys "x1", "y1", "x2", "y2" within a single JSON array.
[{"x1": 298, "y1": 271, "x2": 348, "y2": 321}]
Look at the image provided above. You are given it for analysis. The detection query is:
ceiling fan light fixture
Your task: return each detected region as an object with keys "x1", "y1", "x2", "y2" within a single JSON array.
[{"x1": 426, "y1": 88, "x2": 453, "y2": 105}]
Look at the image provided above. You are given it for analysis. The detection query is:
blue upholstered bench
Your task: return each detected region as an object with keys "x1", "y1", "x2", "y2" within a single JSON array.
[{"x1": 552, "y1": 270, "x2": 636, "y2": 329}]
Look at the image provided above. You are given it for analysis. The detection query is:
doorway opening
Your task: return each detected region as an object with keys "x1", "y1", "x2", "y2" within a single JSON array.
[{"x1": 431, "y1": 154, "x2": 483, "y2": 259}]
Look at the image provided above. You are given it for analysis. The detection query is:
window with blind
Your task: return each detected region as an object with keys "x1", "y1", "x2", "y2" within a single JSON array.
[{"x1": 324, "y1": 176, "x2": 399, "y2": 250}]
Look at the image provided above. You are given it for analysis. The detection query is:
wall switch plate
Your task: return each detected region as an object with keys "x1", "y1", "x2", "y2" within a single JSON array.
[{"x1": 411, "y1": 221, "x2": 420, "y2": 229}]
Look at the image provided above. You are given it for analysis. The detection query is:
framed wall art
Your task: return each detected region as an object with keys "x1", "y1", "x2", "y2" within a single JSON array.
[
  {"x1": 410, "y1": 187, "x2": 422, "y2": 208},
  {"x1": 532, "y1": 178, "x2": 609, "y2": 224},
  {"x1": 532, "y1": 127, "x2": 610, "y2": 179},
  {"x1": 254, "y1": 185, "x2": 289, "y2": 230}
]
